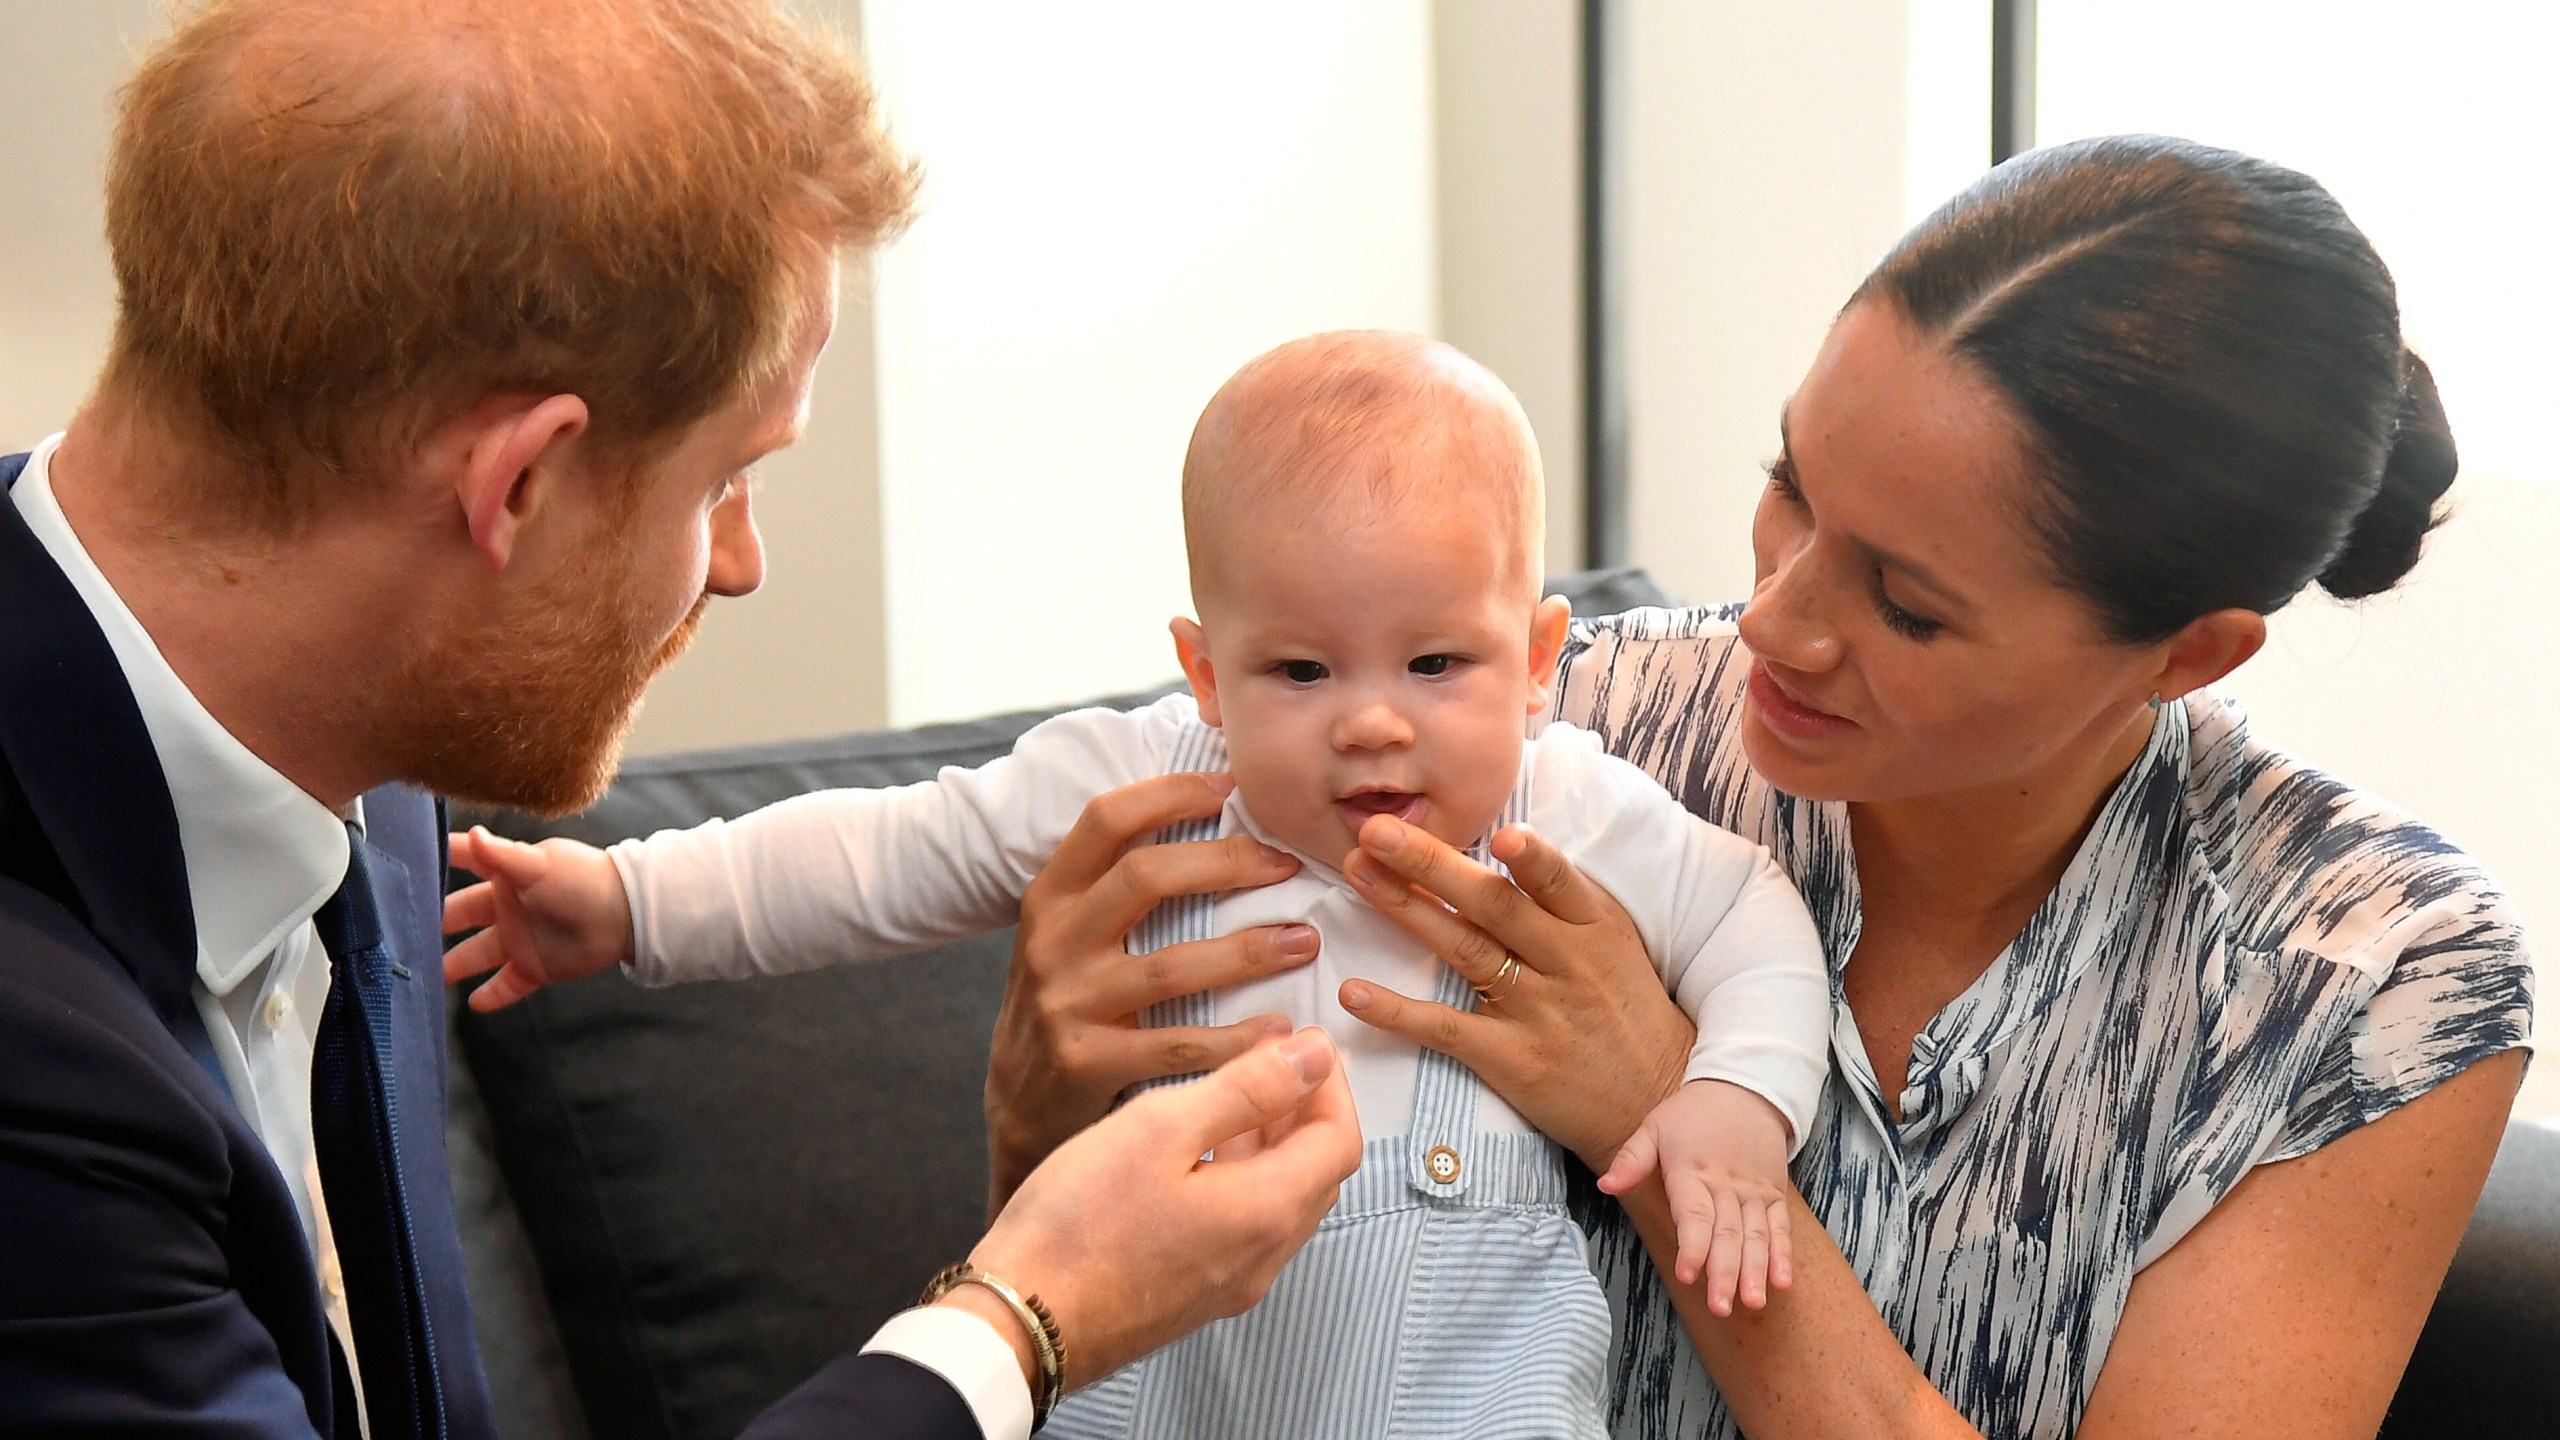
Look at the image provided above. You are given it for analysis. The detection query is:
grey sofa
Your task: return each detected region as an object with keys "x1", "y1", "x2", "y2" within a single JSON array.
[{"x1": 441, "y1": 570, "x2": 2558, "y2": 1440}]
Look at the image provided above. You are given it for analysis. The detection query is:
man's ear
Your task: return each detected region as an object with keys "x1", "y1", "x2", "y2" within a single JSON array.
[
  {"x1": 453, "y1": 394, "x2": 592, "y2": 571},
  {"x1": 1171, "y1": 616, "x2": 1223, "y2": 727},
  {"x1": 2147, "y1": 607, "x2": 2267, "y2": 706},
  {"x1": 1523, "y1": 594, "x2": 1574, "y2": 715}
]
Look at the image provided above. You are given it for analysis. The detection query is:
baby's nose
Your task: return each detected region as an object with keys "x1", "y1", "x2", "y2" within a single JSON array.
[{"x1": 1333, "y1": 699, "x2": 1416, "y2": 751}]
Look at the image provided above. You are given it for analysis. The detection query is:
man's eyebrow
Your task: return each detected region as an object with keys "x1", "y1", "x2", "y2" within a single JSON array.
[
  {"x1": 747, "y1": 419, "x2": 806, "y2": 459},
  {"x1": 1771, "y1": 398, "x2": 1973, "y2": 615}
]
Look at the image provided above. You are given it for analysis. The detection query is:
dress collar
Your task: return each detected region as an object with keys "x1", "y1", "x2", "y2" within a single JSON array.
[{"x1": 10, "y1": 435, "x2": 353, "y2": 997}]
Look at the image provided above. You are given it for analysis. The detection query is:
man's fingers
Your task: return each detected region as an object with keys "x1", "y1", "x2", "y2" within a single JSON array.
[
  {"x1": 1225, "y1": 1038, "x2": 1362, "y2": 1201},
  {"x1": 443, "y1": 883, "x2": 497, "y2": 936},
  {"x1": 1135, "y1": 1017, "x2": 1294, "y2": 1083},
  {"x1": 1160, "y1": 1028, "x2": 1339, "y2": 1159},
  {"x1": 1487, "y1": 824, "x2": 1610, "y2": 927},
  {"x1": 1041, "y1": 772, "x2": 1237, "y2": 897},
  {"x1": 1091, "y1": 926, "x2": 1321, "y2": 1015}
]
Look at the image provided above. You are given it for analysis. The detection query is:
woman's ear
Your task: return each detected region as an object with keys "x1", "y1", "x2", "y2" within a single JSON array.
[
  {"x1": 2149, "y1": 607, "x2": 2268, "y2": 705},
  {"x1": 1524, "y1": 594, "x2": 1574, "y2": 715},
  {"x1": 452, "y1": 393, "x2": 591, "y2": 571},
  {"x1": 1171, "y1": 616, "x2": 1224, "y2": 727}
]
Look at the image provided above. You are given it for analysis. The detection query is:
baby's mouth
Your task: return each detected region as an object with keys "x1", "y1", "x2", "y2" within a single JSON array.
[{"x1": 1335, "y1": 789, "x2": 1427, "y2": 829}]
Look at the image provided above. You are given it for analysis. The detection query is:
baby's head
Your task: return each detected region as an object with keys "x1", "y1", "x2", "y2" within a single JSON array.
[{"x1": 1171, "y1": 331, "x2": 1571, "y2": 869}]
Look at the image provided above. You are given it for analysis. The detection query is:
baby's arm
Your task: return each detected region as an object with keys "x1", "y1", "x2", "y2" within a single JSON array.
[
  {"x1": 444, "y1": 700, "x2": 1177, "y2": 1004},
  {"x1": 1599, "y1": 1077, "x2": 1793, "y2": 1311},
  {"x1": 1532, "y1": 727, "x2": 1832, "y2": 1309}
]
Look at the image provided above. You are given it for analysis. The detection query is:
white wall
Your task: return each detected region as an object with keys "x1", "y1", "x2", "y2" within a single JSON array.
[
  {"x1": 0, "y1": 0, "x2": 164, "y2": 453},
  {"x1": 1619, "y1": 0, "x2": 1916, "y2": 608},
  {"x1": 1434, "y1": 0, "x2": 1584, "y2": 576},
  {"x1": 2218, "y1": 477, "x2": 2560, "y2": 1117},
  {"x1": 858, "y1": 0, "x2": 1440, "y2": 727}
]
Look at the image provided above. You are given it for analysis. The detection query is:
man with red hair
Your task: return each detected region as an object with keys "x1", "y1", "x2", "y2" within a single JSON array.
[{"x1": 0, "y1": 2, "x2": 1358, "y2": 1436}]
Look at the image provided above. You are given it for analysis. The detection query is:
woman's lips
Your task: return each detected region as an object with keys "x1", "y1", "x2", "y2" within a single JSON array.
[
  {"x1": 1335, "y1": 791, "x2": 1427, "y2": 830},
  {"x1": 1747, "y1": 660, "x2": 1857, "y2": 742}
]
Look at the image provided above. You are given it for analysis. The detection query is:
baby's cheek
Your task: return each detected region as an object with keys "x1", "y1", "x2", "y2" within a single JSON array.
[{"x1": 1431, "y1": 728, "x2": 1527, "y2": 848}]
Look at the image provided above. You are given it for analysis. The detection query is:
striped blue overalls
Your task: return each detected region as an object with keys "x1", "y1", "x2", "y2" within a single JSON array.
[{"x1": 1045, "y1": 720, "x2": 1616, "y2": 1440}]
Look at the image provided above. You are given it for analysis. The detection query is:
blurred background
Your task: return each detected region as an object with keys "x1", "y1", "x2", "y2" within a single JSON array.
[{"x1": 3, "y1": 0, "x2": 2552, "y2": 1107}]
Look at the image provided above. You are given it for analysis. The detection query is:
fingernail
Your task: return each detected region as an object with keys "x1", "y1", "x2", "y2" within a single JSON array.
[
  {"x1": 1276, "y1": 924, "x2": 1318, "y2": 959},
  {"x1": 1278, "y1": 1028, "x2": 1330, "y2": 1083},
  {"x1": 1368, "y1": 822, "x2": 1405, "y2": 854},
  {"x1": 1259, "y1": 844, "x2": 1293, "y2": 867},
  {"x1": 1206, "y1": 773, "x2": 1237, "y2": 794},
  {"x1": 1343, "y1": 852, "x2": 1381, "y2": 886},
  {"x1": 1257, "y1": 1015, "x2": 1292, "y2": 1038},
  {"x1": 1340, "y1": 981, "x2": 1371, "y2": 1012}
]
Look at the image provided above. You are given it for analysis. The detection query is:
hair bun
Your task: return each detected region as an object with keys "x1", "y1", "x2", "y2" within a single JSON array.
[{"x1": 2317, "y1": 350, "x2": 2457, "y2": 599}]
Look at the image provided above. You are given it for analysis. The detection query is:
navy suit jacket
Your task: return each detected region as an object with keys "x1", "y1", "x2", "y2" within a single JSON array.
[{"x1": 0, "y1": 451, "x2": 983, "y2": 1438}]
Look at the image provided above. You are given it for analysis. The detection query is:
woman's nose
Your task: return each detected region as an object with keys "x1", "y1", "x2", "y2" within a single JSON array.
[
  {"x1": 705, "y1": 481, "x2": 766, "y2": 598},
  {"x1": 1738, "y1": 546, "x2": 1843, "y2": 673}
]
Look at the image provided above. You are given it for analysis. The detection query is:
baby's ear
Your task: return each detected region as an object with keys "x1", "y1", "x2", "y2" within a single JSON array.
[
  {"x1": 1523, "y1": 594, "x2": 1573, "y2": 714},
  {"x1": 1170, "y1": 617, "x2": 1224, "y2": 727}
]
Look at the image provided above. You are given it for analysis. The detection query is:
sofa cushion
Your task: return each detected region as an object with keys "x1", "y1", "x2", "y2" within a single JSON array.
[
  {"x1": 451, "y1": 569, "x2": 1679, "y2": 1440},
  {"x1": 2380, "y1": 1118, "x2": 2560, "y2": 1437}
]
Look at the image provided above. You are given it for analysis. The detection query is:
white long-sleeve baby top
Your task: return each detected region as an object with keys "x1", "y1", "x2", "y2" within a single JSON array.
[{"x1": 610, "y1": 693, "x2": 1832, "y2": 1147}]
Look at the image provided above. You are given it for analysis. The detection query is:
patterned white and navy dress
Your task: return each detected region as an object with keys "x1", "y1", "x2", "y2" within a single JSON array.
[{"x1": 1551, "y1": 606, "x2": 2536, "y2": 1440}]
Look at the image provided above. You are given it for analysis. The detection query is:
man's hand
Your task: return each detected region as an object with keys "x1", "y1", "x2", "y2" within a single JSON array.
[
  {"x1": 959, "y1": 1027, "x2": 1362, "y2": 1389},
  {"x1": 441, "y1": 826, "x2": 635, "y2": 1011}
]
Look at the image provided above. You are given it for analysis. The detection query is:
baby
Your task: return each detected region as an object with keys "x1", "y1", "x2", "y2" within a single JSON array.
[{"x1": 445, "y1": 331, "x2": 1830, "y2": 1439}]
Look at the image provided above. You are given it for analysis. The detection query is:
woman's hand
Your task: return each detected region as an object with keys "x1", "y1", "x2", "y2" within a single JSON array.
[
  {"x1": 985, "y1": 772, "x2": 1320, "y2": 1211},
  {"x1": 1335, "y1": 815, "x2": 1694, "y2": 1168}
]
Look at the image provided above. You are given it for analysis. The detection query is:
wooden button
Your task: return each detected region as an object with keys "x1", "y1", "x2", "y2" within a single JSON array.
[{"x1": 1424, "y1": 1144, "x2": 1461, "y2": 1184}]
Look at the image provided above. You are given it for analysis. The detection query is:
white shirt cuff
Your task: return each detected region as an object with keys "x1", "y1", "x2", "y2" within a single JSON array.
[{"x1": 861, "y1": 1305, "x2": 1035, "y2": 1440}]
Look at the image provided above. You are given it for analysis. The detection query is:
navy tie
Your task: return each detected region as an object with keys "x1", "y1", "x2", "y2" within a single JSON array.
[{"x1": 312, "y1": 822, "x2": 447, "y2": 1440}]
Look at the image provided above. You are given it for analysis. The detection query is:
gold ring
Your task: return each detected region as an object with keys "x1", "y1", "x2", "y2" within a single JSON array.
[{"x1": 1474, "y1": 952, "x2": 1523, "y2": 1005}]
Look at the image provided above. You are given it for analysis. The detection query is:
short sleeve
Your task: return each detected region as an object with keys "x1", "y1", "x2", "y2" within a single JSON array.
[{"x1": 2264, "y1": 887, "x2": 2534, "y2": 1163}]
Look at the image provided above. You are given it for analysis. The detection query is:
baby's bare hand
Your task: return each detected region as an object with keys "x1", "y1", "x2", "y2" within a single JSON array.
[
  {"x1": 1599, "y1": 1078, "x2": 1795, "y2": 1316},
  {"x1": 441, "y1": 827, "x2": 634, "y2": 1011}
]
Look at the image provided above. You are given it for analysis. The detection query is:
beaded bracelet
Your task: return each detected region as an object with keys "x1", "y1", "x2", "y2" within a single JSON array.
[{"x1": 920, "y1": 1261, "x2": 1067, "y2": 1429}]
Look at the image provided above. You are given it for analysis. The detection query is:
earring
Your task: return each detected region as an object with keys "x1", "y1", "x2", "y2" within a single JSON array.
[{"x1": 2146, "y1": 692, "x2": 2164, "y2": 710}]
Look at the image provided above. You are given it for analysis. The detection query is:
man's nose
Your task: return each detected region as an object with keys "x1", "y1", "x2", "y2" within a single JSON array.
[
  {"x1": 1738, "y1": 545, "x2": 1842, "y2": 673},
  {"x1": 705, "y1": 481, "x2": 765, "y2": 598}
]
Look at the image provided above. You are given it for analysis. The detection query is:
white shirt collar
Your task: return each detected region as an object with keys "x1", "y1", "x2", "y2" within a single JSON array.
[{"x1": 11, "y1": 434, "x2": 355, "y2": 997}]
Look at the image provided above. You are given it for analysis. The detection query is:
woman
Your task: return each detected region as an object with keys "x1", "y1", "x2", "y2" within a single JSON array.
[{"x1": 983, "y1": 136, "x2": 2533, "y2": 1437}]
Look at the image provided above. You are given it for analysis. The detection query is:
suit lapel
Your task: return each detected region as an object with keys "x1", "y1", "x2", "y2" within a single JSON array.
[{"x1": 0, "y1": 452, "x2": 220, "y2": 1086}]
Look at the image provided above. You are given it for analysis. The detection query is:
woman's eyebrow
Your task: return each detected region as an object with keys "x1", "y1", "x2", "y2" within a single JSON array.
[
  {"x1": 1866, "y1": 540, "x2": 1974, "y2": 614},
  {"x1": 1776, "y1": 399, "x2": 1976, "y2": 617}
]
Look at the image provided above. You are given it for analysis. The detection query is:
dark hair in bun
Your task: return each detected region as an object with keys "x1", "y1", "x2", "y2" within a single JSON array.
[
  {"x1": 2319, "y1": 351, "x2": 2457, "y2": 599},
  {"x1": 1857, "y1": 135, "x2": 2453, "y2": 643}
]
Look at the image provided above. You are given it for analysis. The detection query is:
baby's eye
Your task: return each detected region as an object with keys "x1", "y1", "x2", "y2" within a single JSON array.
[
  {"x1": 1408, "y1": 654, "x2": 1458, "y2": 677},
  {"x1": 1278, "y1": 660, "x2": 1328, "y2": 684}
]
